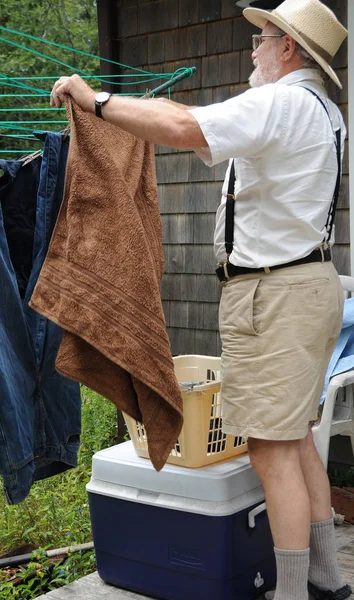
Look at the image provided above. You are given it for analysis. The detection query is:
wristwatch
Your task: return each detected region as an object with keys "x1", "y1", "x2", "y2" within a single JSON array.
[{"x1": 94, "y1": 91, "x2": 112, "y2": 119}]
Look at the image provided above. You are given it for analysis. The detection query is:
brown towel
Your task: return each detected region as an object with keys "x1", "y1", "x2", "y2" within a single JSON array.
[{"x1": 29, "y1": 98, "x2": 183, "y2": 471}]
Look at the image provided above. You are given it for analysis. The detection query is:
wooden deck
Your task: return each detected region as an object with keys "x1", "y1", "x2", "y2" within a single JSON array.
[{"x1": 35, "y1": 523, "x2": 354, "y2": 599}]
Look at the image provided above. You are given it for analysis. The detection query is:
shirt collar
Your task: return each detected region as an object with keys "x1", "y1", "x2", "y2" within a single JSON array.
[{"x1": 276, "y1": 69, "x2": 328, "y2": 96}]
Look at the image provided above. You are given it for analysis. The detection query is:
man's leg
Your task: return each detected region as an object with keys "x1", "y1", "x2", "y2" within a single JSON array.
[
  {"x1": 299, "y1": 427, "x2": 332, "y2": 522},
  {"x1": 248, "y1": 437, "x2": 311, "y2": 600},
  {"x1": 299, "y1": 429, "x2": 349, "y2": 597}
]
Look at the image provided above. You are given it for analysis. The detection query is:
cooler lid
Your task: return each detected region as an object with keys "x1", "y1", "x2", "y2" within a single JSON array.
[{"x1": 89, "y1": 441, "x2": 260, "y2": 502}]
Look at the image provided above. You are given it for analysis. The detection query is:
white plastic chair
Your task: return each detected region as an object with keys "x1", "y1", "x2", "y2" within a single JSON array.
[{"x1": 312, "y1": 275, "x2": 354, "y2": 468}]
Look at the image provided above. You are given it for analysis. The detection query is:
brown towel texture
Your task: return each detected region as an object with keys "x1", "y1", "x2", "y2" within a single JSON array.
[{"x1": 29, "y1": 98, "x2": 183, "y2": 471}]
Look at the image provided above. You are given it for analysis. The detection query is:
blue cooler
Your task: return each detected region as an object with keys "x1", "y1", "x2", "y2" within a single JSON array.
[{"x1": 87, "y1": 441, "x2": 276, "y2": 600}]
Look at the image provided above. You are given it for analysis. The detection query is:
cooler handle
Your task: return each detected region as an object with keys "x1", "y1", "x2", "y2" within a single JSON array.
[
  {"x1": 248, "y1": 502, "x2": 266, "y2": 528},
  {"x1": 136, "y1": 490, "x2": 160, "y2": 503}
]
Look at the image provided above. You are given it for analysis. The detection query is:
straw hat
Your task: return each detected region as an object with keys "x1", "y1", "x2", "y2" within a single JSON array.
[{"x1": 243, "y1": 0, "x2": 347, "y2": 88}]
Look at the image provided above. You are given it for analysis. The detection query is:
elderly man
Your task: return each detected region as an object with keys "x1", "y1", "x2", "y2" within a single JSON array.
[{"x1": 51, "y1": 1, "x2": 350, "y2": 598}]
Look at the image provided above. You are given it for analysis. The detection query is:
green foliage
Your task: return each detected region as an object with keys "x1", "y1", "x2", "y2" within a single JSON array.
[
  {"x1": 0, "y1": 548, "x2": 96, "y2": 599},
  {"x1": 0, "y1": 386, "x2": 118, "y2": 598},
  {"x1": 328, "y1": 465, "x2": 354, "y2": 488},
  {"x1": 0, "y1": 0, "x2": 100, "y2": 152},
  {"x1": 0, "y1": 548, "x2": 97, "y2": 599},
  {"x1": 0, "y1": 0, "x2": 100, "y2": 80}
]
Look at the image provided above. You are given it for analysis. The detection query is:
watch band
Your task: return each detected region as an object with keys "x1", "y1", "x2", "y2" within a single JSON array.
[
  {"x1": 95, "y1": 102, "x2": 104, "y2": 119},
  {"x1": 94, "y1": 93, "x2": 112, "y2": 120}
]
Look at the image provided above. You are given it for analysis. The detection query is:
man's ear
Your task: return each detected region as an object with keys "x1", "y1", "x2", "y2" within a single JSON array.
[{"x1": 282, "y1": 35, "x2": 297, "y2": 62}]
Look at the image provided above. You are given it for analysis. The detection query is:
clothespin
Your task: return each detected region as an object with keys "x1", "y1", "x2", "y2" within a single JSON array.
[
  {"x1": 19, "y1": 148, "x2": 43, "y2": 167},
  {"x1": 62, "y1": 125, "x2": 70, "y2": 141}
]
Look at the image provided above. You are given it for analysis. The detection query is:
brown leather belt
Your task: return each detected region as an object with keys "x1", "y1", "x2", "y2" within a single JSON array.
[{"x1": 215, "y1": 247, "x2": 331, "y2": 283}]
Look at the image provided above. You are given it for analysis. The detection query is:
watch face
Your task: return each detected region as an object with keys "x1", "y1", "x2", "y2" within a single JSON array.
[{"x1": 95, "y1": 91, "x2": 111, "y2": 103}]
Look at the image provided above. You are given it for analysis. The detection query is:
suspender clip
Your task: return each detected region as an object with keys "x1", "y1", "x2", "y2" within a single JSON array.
[{"x1": 223, "y1": 262, "x2": 230, "y2": 279}]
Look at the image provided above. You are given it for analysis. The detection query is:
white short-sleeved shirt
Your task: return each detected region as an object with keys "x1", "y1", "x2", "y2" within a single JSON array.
[{"x1": 189, "y1": 69, "x2": 346, "y2": 268}]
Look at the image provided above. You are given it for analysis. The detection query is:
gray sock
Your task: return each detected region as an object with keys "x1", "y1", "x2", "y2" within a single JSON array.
[
  {"x1": 309, "y1": 517, "x2": 345, "y2": 592},
  {"x1": 273, "y1": 547, "x2": 310, "y2": 600}
]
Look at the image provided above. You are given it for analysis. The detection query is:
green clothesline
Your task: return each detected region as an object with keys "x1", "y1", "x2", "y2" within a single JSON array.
[
  {"x1": 0, "y1": 25, "x2": 195, "y2": 92},
  {"x1": 0, "y1": 150, "x2": 38, "y2": 153},
  {"x1": 0, "y1": 107, "x2": 64, "y2": 112},
  {"x1": 0, "y1": 124, "x2": 49, "y2": 132},
  {"x1": 0, "y1": 74, "x2": 175, "y2": 94},
  {"x1": 0, "y1": 34, "x2": 176, "y2": 89},
  {"x1": 0, "y1": 71, "x2": 190, "y2": 91},
  {"x1": 0, "y1": 72, "x2": 48, "y2": 95},
  {"x1": 0, "y1": 67, "x2": 194, "y2": 95},
  {"x1": 0, "y1": 92, "x2": 148, "y2": 98},
  {"x1": 0, "y1": 25, "x2": 154, "y2": 76},
  {"x1": 0, "y1": 34, "x2": 96, "y2": 83},
  {"x1": 0, "y1": 133, "x2": 41, "y2": 139},
  {"x1": 0, "y1": 74, "x2": 176, "y2": 80},
  {"x1": 0, "y1": 120, "x2": 67, "y2": 124},
  {"x1": 0, "y1": 94, "x2": 49, "y2": 97},
  {"x1": 0, "y1": 93, "x2": 144, "y2": 98},
  {"x1": 0, "y1": 69, "x2": 195, "y2": 118},
  {"x1": 0, "y1": 23, "x2": 196, "y2": 153}
]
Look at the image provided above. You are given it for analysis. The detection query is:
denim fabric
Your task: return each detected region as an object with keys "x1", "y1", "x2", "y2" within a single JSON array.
[
  {"x1": 0, "y1": 132, "x2": 81, "y2": 505},
  {"x1": 0, "y1": 158, "x2": 41, "y2": 297}
]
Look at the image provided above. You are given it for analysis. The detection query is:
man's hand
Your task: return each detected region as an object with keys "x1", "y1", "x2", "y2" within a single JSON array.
[{"x1": 50, "y1": 74, "x2": 96, "y2": 113}]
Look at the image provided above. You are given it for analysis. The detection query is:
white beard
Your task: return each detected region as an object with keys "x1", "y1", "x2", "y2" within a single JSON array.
[
  {"x1": 249, "y1": 47, "x2": 283, "y2": 87},
  {"x1": 249, "y1": 62, "x2": 283, "y2": 87}
]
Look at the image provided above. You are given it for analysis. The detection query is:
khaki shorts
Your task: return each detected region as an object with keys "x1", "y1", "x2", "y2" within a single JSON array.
[{"x1": 219, "y1": 261, "x2": 343, "y2": 441}]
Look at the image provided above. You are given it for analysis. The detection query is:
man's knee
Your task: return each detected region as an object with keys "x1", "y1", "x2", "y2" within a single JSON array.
[
  {"x1": 248, "y1": 437, "x2": 302, "y2": 481},
  {"x1": 299, "y1": 426, "x2": 320, "y2": 457},
  {"x1": 247, "y1": 438, "x2": 277, "y2": 478}
]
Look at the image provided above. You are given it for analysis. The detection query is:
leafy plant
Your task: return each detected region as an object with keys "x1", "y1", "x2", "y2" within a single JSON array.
[
  {"x1": 0, "y1": 548, "x2": 96, "y2": 599},
  {"x1": 328, "y1": 466, "x2": 354, "y2": 488},
  {"x1": 0, "y1": 0, "x2": 101, "y2": 153}
]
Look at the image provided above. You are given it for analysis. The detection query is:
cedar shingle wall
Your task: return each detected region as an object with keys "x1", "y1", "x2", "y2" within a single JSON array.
[
  {"x1": 327, "y1": 0, "x2": 349, "y2": 275},
  {"x1": 100, "y1": 0, "x2": 349, "y2": 356}
]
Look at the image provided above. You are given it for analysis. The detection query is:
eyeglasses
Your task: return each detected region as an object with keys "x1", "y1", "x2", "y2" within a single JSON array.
[{"x1": 252, "y1": 34, "x2": 286, "y2": 51}]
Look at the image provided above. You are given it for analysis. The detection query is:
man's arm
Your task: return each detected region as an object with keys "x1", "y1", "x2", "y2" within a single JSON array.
[
  {"x1": 154, "y1": 97, "x2": 198, "y2": 110},
  {"x1": 51, "y1": 74, "x2": 206, "y2": 150}
]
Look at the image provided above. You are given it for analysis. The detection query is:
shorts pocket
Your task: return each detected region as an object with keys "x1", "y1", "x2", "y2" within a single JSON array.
[
  {"x1": 220, "y1": 277, "x2": 261, "y2": 338},
  {"x1": 251, "y1": 279, "x2": 262, "y2": 335},
  {"x1": 289, "y1": 281, "x2": 332, "y2": 347},
  {"x1": 289, "y1": 278, "x2": 329, "y2": 291}
]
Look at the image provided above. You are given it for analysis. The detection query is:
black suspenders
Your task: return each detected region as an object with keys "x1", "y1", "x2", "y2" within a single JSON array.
[
  {"x1": 225, "y1": 160, "x2": 236, "y2": 256},
  {"x1": 224, "y1": 88, "x2": 342, "y2": 259},
  {"x1": 301, "y1": 87, "x2": 342, "y2": 247}
]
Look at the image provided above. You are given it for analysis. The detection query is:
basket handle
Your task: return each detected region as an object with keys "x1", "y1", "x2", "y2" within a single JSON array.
[{"x1": 248, "y1": 502, "x2": 267, "y2": 528}]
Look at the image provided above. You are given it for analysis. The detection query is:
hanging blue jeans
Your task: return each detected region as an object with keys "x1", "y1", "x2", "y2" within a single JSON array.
[{"x1": 0, "y1": 131, "x2": 81, "y2": 505}]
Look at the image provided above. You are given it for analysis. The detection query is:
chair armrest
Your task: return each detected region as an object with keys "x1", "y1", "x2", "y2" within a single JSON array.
[
  {"x1": 320, "y1": 370, "x2": 354, "y2": 424},
  {"x1": 328, "y1": 370, "x2": 354, "y2": 390}
]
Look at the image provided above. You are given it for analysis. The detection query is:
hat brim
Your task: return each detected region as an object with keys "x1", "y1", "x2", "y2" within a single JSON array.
[{"x1": 243, "y1": 7, "x2": 342, "y2": 89}]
